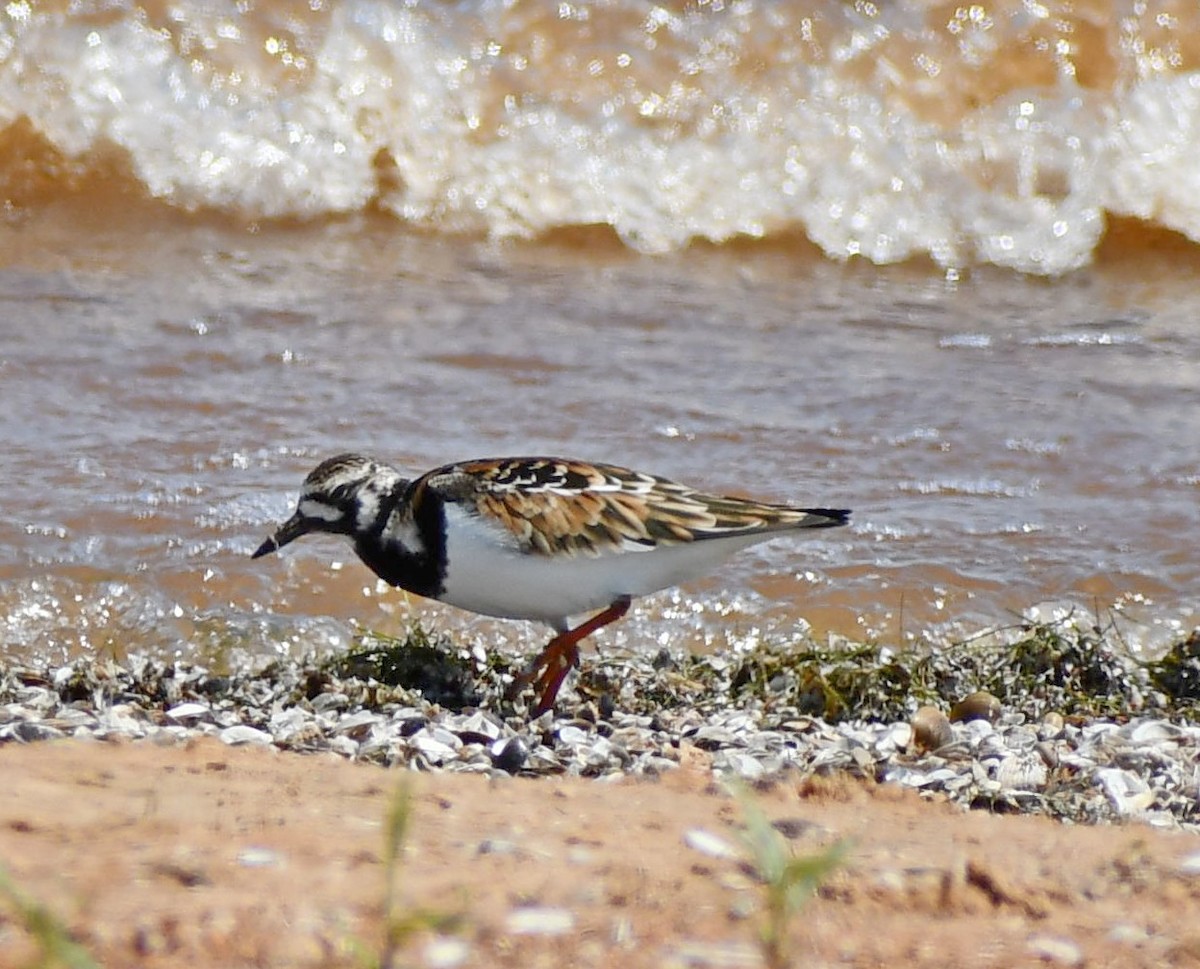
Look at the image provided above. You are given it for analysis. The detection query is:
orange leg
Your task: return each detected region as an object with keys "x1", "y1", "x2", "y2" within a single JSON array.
[{"x1": 508, "y1": 596, "x2": 631, "y2": 716}]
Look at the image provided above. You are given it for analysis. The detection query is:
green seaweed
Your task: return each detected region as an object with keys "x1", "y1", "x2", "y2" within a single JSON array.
[
  {"x1": 3, "y1": 614, "x2": 1196, "y2": 738},
  {"x1": 320, "y1": 625, "x2": 485, "y2": 708},
  {"x1": 1146, "y1": 630, "x2": 1200, "y2": 707}
]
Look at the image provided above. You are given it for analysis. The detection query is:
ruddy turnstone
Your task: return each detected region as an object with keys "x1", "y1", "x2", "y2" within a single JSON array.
[{"x1": 252, "y1": 454, "x2": 850, "y2": 715}]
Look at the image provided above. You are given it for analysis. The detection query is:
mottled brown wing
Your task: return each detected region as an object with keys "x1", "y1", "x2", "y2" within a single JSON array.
[{"x1": 422, "y1": 457, "x2": 847, "y2": 558}]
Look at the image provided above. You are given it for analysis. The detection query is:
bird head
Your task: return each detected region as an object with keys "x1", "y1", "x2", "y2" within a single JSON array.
[{"x1": 252, "y1": 453, "x2": 393, "y2": 559}]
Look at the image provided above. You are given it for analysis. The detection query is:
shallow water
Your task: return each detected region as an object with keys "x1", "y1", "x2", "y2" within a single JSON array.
[{"x1": 1, "y1": 201, "x2": 1197, "y2": 665}]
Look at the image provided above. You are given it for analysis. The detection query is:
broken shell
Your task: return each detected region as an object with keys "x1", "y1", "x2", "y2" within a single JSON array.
[{"x1": 1039, "y1": 711, "x2": 1066, "y2": 738}]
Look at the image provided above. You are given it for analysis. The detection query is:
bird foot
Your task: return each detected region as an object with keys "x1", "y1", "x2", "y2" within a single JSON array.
[{"x1": 505, "y1": 597, "x2": 632, "y2": 716}]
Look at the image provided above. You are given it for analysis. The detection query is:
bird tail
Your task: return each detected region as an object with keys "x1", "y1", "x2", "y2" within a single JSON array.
[{"x1": 798, "y1": 508, "x2": 851, "y2": 528}]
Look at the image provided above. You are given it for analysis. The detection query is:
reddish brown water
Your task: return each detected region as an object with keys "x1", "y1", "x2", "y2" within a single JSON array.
[{"x1": 1, "y1": 200, "x2": 1197, "y2": 665}]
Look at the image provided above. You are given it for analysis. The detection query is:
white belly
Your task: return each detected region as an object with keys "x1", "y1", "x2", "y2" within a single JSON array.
[{"x1": 437, "y1": 506, "x2": 772, "y2": 627}]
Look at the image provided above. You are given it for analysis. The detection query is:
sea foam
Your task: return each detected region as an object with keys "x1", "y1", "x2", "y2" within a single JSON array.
[{"x1": 0, "y1": 1, "x2": 1197, "y2": 274}]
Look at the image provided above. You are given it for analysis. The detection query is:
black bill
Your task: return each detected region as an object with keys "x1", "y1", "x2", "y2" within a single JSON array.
[{"x1": 250, "y1": 512, "x2": 308, "y2": 559}]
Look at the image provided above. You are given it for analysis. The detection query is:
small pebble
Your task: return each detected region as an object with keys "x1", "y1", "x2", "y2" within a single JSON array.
[
  {"x1": 1026, "y1": 934, "x2": 1083, "y2": 966},
  {"x1": 237, "y1": 847, "x2": 283, "y2": 868},
  {"x1": 10, "y1": 721, "x2": 66, "y2": 743},
  {"x1": 683, "y1": 828, "x2": 738, "y2": 860},
  {"x1": 505, "y1": 906, "x2": 575, "y2": 936},
  {"x1": 165, "y1": 702, "x2": 211, "y2": 723},
  {"x1": 910, "y1": 707, "x2": 953, "y2": 750},
  {"x1": 423, "y1": 937, "x2": 470, "y2": 969},
  {"x1": 219, "y1": 725, "x2": 273, "y2": 746},
  {"x1": 491, "y1": 737, "x2": 527, "y2": 773},
  {"x1": 557, "y1": 725, "x2": 589, "y2": 745},
  {"x1": 1040, "y1": 711, "x2": 1065, "y2": 737},
  {"x1": 1107, "y1": 923, "x2": 1152, "y2": 945},
  {"x1": 950, "y1": 691, "x2": 1002, "y2": 724},
  {"x1": 1178, "y1": 851, "x2": 1200, "y2": 876}
]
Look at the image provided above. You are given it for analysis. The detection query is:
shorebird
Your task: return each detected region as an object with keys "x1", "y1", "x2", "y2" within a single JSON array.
[{"x1": 253, "y1": 454, "x2": 850, "y2": 715}]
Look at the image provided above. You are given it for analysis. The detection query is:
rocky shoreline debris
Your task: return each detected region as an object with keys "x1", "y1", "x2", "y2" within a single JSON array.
[{"x1": 1, "y1": 617, "x2": 1197, "y2": 830}]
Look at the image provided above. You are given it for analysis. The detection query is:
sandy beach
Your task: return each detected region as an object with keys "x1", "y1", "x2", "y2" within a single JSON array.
[{"x1": 2, "y1": 737, "x2": 1199, "y2": 969}]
